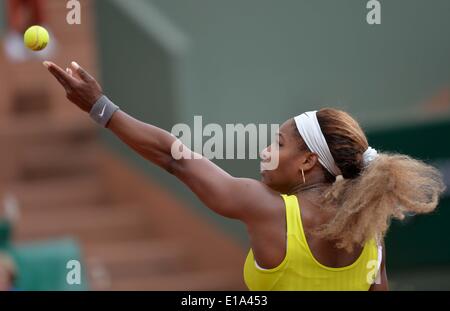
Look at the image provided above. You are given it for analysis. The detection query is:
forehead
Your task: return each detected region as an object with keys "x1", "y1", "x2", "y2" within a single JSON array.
[
  {"x1": 279, "y1": 119, "x2": 296, "y2": 136},
  {"x1": 275, "y1": 120, "x2": 298, "y2": 146}
]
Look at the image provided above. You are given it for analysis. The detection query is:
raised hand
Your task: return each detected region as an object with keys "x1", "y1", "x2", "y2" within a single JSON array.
[{"x1": 44, "y1": 61, "x2": 103, "y2": 112}]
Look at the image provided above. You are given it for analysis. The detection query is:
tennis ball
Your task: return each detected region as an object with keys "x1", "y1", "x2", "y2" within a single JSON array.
[{"x1": 24, "y1": 25, "x2": 50, "y2": 51}]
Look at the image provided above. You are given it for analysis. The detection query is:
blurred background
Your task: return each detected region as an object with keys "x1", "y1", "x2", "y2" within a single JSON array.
[{"x1": 0, "y1": 0, "x2": 449, "y2": 290}]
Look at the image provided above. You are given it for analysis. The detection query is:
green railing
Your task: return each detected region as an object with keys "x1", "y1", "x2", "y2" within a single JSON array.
[{"x1": 1, "y1": 235, "x2": 87, "y2": 291}]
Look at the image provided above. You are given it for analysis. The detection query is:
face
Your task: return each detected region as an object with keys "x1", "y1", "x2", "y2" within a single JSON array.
[{"x1": 260, "y1": 119, "x2": 316, "y2": 193}]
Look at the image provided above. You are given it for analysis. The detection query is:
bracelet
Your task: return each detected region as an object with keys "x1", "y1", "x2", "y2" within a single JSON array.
[{"x1": 89, "y1": 95, "x2": 120, "y2": 127}]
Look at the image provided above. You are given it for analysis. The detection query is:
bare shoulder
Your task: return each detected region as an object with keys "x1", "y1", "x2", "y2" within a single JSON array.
[
  {"x1": 241, "y1": 180, "x2": 287, "y2": 269},
  {"x1": 232, "y1": 177, "x2": 285, "y2": 224}
]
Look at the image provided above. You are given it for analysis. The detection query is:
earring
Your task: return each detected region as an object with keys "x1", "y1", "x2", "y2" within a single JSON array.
[{"x1": 301, "y1": 169, "x2": 306, "y2": 184}]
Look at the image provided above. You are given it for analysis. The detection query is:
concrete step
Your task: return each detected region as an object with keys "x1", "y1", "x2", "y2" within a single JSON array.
[
  {"x1": 83, "y1": 240, "x2": 192, "y2": 281},
  {"x1": 109, "y1": 269, "x2": 245, "y2": 291},
  {"x1": 8, "y1": 174, "x2": 105, "y2": 209},
  {"x1": 13, "y1": 142, "x2": 101, "y2": 181},
  {"x1": 0, "y1": 113, "x2": 96, "y2": 145},
  {"x1": 15, "y1": 204, "x2": 158, "y2": 242}
]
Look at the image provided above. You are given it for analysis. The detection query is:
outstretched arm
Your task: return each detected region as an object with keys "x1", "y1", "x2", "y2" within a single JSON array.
[
  {"x1": 107, "y1": 110, "x2": 281, "y2": 222},
  {"x1": 44, "y1": 61, "x2": 282, "y2": 224}
]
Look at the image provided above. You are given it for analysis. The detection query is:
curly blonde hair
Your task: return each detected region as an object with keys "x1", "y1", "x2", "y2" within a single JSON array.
[{"x1": 309, "y1": 108, "x2": 446, "y2": 252}]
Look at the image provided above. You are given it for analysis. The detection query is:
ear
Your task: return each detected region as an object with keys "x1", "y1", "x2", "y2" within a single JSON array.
[{"x1": 300, "y1": 152, "x2": 319, "y2": 171}]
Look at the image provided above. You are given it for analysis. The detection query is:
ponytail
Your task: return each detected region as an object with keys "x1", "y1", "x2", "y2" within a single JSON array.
[{"x1": 315, "y1": 153, "x2": 446, "y2": 252}]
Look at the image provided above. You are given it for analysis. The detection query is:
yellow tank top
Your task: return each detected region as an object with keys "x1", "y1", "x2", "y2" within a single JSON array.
[{"x1": 244, "y1": 194, "x2": 381, "y2": 291}]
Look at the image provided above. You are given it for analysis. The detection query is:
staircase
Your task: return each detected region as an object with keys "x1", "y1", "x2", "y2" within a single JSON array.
[{"x1": 0, "y1": 0, "x2": 246, "y2": 290}]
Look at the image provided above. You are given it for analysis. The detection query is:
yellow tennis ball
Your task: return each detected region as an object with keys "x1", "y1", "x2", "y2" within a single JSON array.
[{"x1": 24, "y1": 25, "x2": 50, "y2": 51}]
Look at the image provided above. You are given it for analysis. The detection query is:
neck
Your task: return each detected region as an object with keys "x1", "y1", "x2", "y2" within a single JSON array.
[{"x1": 286, "y1": 174, "x2": 331, "y2": 195}]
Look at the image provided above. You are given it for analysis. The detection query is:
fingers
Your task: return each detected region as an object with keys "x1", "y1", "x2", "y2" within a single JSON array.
[
  {"x1": 49, "y1": 66, "x2": 71, "y2": 90},
  {"x1": 44, "y1": 61, "x2": 79, "y2": 89},
  {"x1": 66, "y1": 67, "x2": 73, "y2": 77},
  {"x1": 71, "y1": 61, "x2": 94, "y2": 82}
]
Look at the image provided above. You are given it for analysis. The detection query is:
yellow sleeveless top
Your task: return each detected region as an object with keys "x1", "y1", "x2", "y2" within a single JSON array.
[{"x1": 244, "y1": 194, "x2": 380, "y2": 291}]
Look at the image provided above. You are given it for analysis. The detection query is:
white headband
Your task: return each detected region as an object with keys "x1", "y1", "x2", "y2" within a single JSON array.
[
  {"x1": 294, "y1": 111, "x2": 342, "y2": 176},
  {"x1": 294, "y1": 111, "x2": 379, "y2": 177}
]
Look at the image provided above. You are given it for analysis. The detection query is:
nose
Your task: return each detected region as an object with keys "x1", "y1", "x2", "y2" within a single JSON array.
[{"x1": 260, "y1": 146, "x2": 271, "y2": 161}]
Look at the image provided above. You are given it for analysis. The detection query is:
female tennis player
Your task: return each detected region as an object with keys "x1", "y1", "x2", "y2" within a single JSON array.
[{"x1": 44, "y1": 61, "x2": 446, "y2": 291}]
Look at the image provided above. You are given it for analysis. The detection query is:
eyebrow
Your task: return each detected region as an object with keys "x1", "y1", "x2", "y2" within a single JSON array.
[{"x1": 277, "y1": 132, "x2": 284, "y2": 141}]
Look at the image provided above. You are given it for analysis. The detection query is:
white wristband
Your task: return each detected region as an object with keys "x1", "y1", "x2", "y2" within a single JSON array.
[{"x1": 89, "y1": 95, "x2": 120, "y2": 127}]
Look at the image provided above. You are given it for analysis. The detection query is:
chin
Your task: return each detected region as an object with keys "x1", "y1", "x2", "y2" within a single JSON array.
[
  {"x1": 261, "y1": 174, "x2": 283, "y2": 193},
  {"x1": 260, "y1": 171, "x2": 273, "y2": 187},
  {"x1": 260, "y1": 171, "x2": 268, "y2": 182}
]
